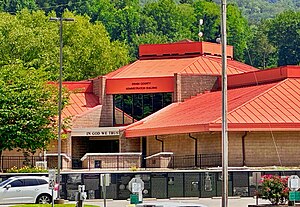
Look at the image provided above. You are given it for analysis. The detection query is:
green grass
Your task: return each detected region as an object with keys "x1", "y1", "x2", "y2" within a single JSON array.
[{"x1": 12, "y1": 204, "x2": 99, "y2": 207}]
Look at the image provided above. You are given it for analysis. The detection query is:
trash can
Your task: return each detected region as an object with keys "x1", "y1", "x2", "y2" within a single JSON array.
[{"x1": 130, "y1": 194, "x2": 139, "y2": 204}]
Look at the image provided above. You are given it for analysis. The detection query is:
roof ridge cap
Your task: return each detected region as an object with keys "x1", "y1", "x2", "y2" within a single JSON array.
[
  {"x1": 210, "y1": 80, "x2": 287, "y2": 124},
  {"x1": 208, "y1": 56, "x2": 258, "y2": 72},
  {"x1": 178, "y1": 57, "x2": 201, "y2": 73},
  {"x1": 109, "y1": 60, "x2": 141, "y2": 78}
]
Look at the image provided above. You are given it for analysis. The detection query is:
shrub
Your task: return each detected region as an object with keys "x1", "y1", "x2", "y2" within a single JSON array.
[
  {"x1": 6, "y1": 166, "x2": 48, "y2": 173},
  {"x1": 259, "y1": 174, "x2": 289, "y2": 205}
]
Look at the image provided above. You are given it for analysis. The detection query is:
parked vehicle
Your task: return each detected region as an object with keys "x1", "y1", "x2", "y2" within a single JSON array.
[{"x1": 0, "y1": 176, "x2": 57, "y2": 204}]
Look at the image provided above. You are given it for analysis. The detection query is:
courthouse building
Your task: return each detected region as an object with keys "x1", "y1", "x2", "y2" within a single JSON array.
[{"x1": 3, "y1": 41, "x2": 300, "y2": 170}]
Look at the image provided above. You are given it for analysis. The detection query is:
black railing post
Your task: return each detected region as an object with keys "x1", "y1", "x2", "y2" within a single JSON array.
[
  {"x1": 117, "y1": 155, "x2": 119, "y2": 170},
  {"x1": 172, "y1": 155, "x2": 175, "y2": 169},
  {"x1": 199, "y1": 154, "x2": 202, "y2": 169}
]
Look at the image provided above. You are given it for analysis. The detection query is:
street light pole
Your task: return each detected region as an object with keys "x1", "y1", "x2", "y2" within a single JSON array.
[
  {"x1": 221, "y1": 0, "x2": 228, "y2": 207},
  {"x1": 50, "y1": 17, "x2": 74, "y2": 200}
]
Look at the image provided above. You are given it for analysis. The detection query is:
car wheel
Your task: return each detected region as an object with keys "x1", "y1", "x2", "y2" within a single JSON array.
[{"x1": 36, "y1": 194, "x2": 51, "y2": 204}]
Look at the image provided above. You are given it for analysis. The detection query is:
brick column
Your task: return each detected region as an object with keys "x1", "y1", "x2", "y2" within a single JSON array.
[
  {"x1": 98, "y1": 76, "x2": 114, "y2": 127},
  {"x1": 173, "y1": 73, "x2": 182, "y2": 103}
]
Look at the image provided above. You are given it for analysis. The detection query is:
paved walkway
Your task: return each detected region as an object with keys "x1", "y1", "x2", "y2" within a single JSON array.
[
  {"x1": 83, "y1": 197, "x2": 270, "y2": 207},
  {"x1": 0, "y1": 197, "x2": 270, "y2": 207}
]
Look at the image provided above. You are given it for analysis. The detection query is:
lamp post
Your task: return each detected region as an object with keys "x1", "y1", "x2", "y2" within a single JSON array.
[
  {"x1": 50, "y1": 17, "x2": 74, "y2": 200},
  {"x1": 221, "y1": 0, "x2": 228, "y2": 207}
]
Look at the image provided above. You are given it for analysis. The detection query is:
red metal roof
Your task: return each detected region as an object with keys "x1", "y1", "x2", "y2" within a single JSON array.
[
  {"x1": 227, "y1": 65, "x2": 300, "y2": 89},
  {"x1": 139, "y1": 41, "x2": 234, "y2": 59},
  {"x1": 49, "y1": 81, "x2": 93, "y2": 92},
  {"x1": 106, "y1": 56, "x2": 257, "y2": 79},
  {"x1": 62, "y1": 81, "x2": 99, "y2": 119},
  {"x1": 125, "y1": 77, "x2": 300, "y2": 137}
]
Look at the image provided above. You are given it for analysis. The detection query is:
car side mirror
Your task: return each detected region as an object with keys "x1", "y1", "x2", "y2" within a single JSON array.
[{"x1": 5, "y1": 184, "x2": 11, "y2": 190}]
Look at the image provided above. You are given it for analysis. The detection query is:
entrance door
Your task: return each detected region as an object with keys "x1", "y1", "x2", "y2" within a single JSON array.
[{"x1": 88, "y1": 140, "x2": 119, "y2": 153}]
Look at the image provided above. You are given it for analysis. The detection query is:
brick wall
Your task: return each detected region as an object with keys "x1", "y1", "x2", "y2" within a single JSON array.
[
  {"x1": 147, "y1": 133, "x2": 222, "y2": 157},
  {"x1": 119, "y1": 133, "x2": 141, "y2": 152},
  {"x1": 95, "y1": 76, "x2": 114, "y2": 127},
  {"x1": 46, "y1": 136, "x2": 72, "y2": 164},
  {"x1": 244, "y1": 131, "x2": 300, "y2": 166},
  {"x1": 71, "y1": 136, "x2": 89, "y2": 158},
  {"x1": 2, "y1": 136, "x2": 70, "y2": 157},
  {"x1": 174, "y1": 74, "x2": 218, "y2": 102},
  {"x1": 100, "y1": 94, "x2": 113, "y2": 126},
  {"x1": 72, "y1": 105, "x2": 102, "y2": 128},
  {"x1": 143, "y1": 131, "x2": 300, "y2": 167},
  {"x1": 92, "y1": 77, "x2": 100, "y2": 97}
]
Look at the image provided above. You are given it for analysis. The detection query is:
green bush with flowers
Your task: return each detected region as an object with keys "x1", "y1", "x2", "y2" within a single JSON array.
[
  {"x1": 6, "y1": 166, "x2": 48, "y2": 173},
  {"x1": 259, "y1": 174, "x2": 289, "y2": 205}
]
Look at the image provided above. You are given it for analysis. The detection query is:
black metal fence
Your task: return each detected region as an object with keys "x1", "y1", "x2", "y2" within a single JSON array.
[
  {"x1": 0, "y1": 156, "x2": 62, "y2": 171},
  {"x1": 171, "y1": 153, "x2": 222, "y2": 169},
  {"x1": 0, "y1": 153, "x2": 222, "y2": 171},
  {"x1": 0, "y1": 156, "x2": 43, "y2": 171}
]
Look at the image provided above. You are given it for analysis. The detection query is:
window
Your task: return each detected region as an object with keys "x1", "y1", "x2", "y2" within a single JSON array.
[
  {"x1": 37, "y1": 179, "x2": 48, "y2": 185},
  {"x1": 10, "y1": 180, "x2": 24, "y2": 187},
  {"x1": 114, "y1": 93, "x2": 172, "y2": 125},
  {"x1": 24, "y1": 179, "x2": 39, "y2": 186},
  {"x1": 0, "y1": 179, "x2": 13, "y2": 187}
]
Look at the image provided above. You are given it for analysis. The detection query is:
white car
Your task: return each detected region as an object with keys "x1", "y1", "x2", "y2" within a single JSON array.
[{"x1": 0, "y1": 176, "x2": 57, "y2": 204}]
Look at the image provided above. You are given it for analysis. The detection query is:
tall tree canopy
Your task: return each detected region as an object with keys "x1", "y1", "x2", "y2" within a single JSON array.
[
  {"x1": 0, "y1": 63, "x2": 58, "y2": 157},
  {"x1": 0, "y1": 10, "x2": 130, "y2": 81},
  {"x1": 267, "y1": 10, "x2": 300, "y2": 66},
  {"x1": 245, "y1": 21, "x2": 278, "y2": 69},
  {"x1": 213, "y1": 0, "x2": 300, "y2": 24}
]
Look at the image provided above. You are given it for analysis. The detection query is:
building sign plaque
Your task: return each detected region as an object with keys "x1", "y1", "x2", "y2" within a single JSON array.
[
  {"x1": 106, "y1": 77, "x2": 174, "y2": 94},
  {"x1": 86, "y1": 131, "x2": 119, "y2": 136},
  {"x1": 71, "y1": 127, "x2": 121, "y2": 137}
]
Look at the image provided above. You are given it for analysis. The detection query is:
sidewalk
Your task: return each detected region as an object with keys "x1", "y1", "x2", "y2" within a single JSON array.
[{"x1": 83, "y1": 197, "x2": 270, "y2": 207}]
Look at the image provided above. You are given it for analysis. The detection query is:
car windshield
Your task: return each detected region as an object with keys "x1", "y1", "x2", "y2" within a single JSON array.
[{"x1": 0, "y1": 178, "x2": 13, "y2": 187}]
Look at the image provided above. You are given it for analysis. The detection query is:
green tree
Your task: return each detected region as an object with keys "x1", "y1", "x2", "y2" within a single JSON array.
[
  {"x1": 89, "y1": 0, "x2": 141, "y2": 43},
  {"x1": 193, "y1": 1, "x2": 250, "y2": 61},
  {"x1": 0, "y1": 0, "x2": 37, "y2": 13},
  {"x1": 192, "y1": 0, "x2": 220, "y2": 42},
  {"x1": 0, "y1": 63, "x2": 58, "y2": 163},
  {"x1": 227, "y1": 3, "x2": 250, "y2": 61},
  {"x1": 58, "y1": 11, "x2": 130, "y2": 80},
  {"x1": 268, "y1": 10, "x2": 300, "y2": 66},
  {"x1": 245, "y1": 21, "x2": 277, "y2": 69},
  {"x1": 214, "y1": 0, "x2": 300, "y2": 24},
  {"x1": 0, "y1": 10, "x2": 58, "y2": 76},
  {"x1": 0, "y1": 10, "x2": 130, "y2": 81},
  {"x1": 139, "y1": 0, "x2": 196, "y2": 43}
]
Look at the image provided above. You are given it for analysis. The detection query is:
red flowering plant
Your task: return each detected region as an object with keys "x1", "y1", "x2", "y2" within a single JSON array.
[{"x1": 259, "y1": 175, "x2": 289, "y2": 205}]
